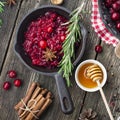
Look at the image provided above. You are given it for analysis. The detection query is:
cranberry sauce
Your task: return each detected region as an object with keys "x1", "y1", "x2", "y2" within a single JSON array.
[{"x1": 23, "y1": 12, "x2": 68, "y2": 69}]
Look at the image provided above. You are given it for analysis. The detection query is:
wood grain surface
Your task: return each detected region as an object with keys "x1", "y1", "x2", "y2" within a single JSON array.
[{"x1": 0, "y1": 0, "x2": 120, "y2": 120}]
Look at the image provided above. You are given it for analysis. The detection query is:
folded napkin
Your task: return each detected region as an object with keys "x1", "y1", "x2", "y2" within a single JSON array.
[{"x1": 91, "y1": 0, "x2": 119, "y2": 47}]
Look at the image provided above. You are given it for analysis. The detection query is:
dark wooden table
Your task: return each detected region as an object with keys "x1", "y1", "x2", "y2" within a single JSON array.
[{"x1": 0, "y1": 0, "x2": 120, "y2": 120}]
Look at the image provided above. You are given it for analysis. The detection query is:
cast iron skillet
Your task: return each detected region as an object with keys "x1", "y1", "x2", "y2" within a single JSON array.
[
  {"x1": 14, "y1": 5, "x2": 87, "y2": 114},
  {"x1": 98, "y1": 0, "x2": 120, "y2": 40}
]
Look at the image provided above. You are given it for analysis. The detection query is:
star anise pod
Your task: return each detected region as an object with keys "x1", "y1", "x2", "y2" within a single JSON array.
[
  {"x1": 43, "y1": 48, "x2": 56, "y2": 61},
  {"x1": 79, "y1": 108, "x2": 97, "y2": 120},
  {"x1": 7, "y1": 0, "x2": 16, "y2": 7}
]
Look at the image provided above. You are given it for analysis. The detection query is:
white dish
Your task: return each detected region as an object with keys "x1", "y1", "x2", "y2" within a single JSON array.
[{"x1": 75, "y1": 59, "x2": 107, "y2": 92}]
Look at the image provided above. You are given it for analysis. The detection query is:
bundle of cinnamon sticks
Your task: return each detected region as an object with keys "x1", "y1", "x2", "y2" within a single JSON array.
[{"x1": 14, "y1": 82, "x2": 53, "y2": 120}]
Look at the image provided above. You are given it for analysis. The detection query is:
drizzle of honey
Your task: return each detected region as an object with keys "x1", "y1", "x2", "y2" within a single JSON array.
[{"x1": 78, "y1": 63, "x2": 103, "y2": 88}]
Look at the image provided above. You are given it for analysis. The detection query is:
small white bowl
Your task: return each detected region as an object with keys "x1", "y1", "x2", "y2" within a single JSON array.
[{"x1": 75, "y1": 59, "x2": 107, "y2": 92}]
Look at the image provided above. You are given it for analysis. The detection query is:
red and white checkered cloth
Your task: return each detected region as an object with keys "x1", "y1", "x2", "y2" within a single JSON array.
[{"x1": 91, "y1": 0, "x2": 119, "y2": 47}]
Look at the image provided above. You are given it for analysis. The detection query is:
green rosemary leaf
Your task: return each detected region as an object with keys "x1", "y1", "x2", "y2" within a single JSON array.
[
  {"x1": 58, "y1": 2, "x2": 86, "y2": 87},
  {"x1": 0, "y1": 1, "x2": 5, "y2": 6},
  {"x1": 0, "y1": 1, "x2": 5, "y2": 27},
  {"x1": 0, "y1": 1, "x2": 4, "y2": 12}
]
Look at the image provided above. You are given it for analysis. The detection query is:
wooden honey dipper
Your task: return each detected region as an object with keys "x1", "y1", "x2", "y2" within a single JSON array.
[{"x1": 86, "y1": 64, "x2": 114, "y2": 120}]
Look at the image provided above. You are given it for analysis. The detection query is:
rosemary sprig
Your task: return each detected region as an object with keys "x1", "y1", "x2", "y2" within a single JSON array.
[
  {"x1": 59, "y1": 2, "x2": 85, "y2": 87},
  {"x1": 0, "y1": 1, "x2": 4, "y2": 12},
  {"x1": 0, "y1": 1, "x2": 5, "y2": 27}
]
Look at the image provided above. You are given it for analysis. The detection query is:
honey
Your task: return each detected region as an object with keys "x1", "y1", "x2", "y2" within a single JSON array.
[{"x1": 77, "y1": 63, "x2": 103, "y2": 88}]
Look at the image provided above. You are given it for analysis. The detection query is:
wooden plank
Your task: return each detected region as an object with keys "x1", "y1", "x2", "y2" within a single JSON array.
[
  {"x1": 0, "y1": 0, "x2": 23, "y2": 73},
  {"x1": 0, "y1": 0, "x2": 102, "y2": 120}
]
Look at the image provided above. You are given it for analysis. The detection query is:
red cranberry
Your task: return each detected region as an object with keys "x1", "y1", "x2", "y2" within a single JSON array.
[
  {"x1": 47, "y1": 27, "x2": 53, "y2": 33},
  {"x1": 51, "y1": 13, "x2": 57, "y2": 19},
  {"x1": 112, "y1": 3, "x2": 120, "y2": 11},
  {"x1": 32, "y1": 59, "x2": 40, "y2": 65},
  {"x1": 14, "y1": 79, "x2": 22, "y2": 87},
  {"x1": 3, "y1": 81, "x2": 11, "y2": 90},
  {"x1": 111, "y1": 12, "x2": 120, "y2": 21},
  {"x1": 38, "y1": 40, "x2": 47, "y2": 49},
  {"x1": 8, "y1": 70, "x2": 17, "y2": 78},
  {"x1": 30, "y1": 33, "x2": 36, "y2": 38},
  {"x1": 116, "y1": 22, "x2": 120, "y2": 30},
  {"x1": 95, "y1": 45, "x2": 103, "y2": 53},
  {"x1": 60, "y1": 35, "x2": 66, "y2": 42}
]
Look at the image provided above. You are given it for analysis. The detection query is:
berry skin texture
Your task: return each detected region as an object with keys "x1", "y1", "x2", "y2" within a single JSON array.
[
  {"x1": 8, "y1": 70, "x2": 17, "y2": 78},
  {"x1": 14, "y1": 79, "x2": 22, "y2": 87},
  {"x1": 116, "y1": 22, "x2": 120, "y2": 30},
  {"x1": 60, "y1": 35, "x2": 66, "y2": 42},
  {"x1": 47, "y1": 27, "x2": 53, "y2": 33},
  {"x1": 95, "y1": 45, "x2": 103, "y2": 53},
  {"x1": 111, "y1": 12, "x2": 120, "y2": 21},
  {"x1": 3, "y1": 81, "x2": 11, "y2": 90},
  {"x1": 112, "y1": 3, "x2": 120, "y2": 11},
  {"x1": 38, "y1": 40, "x2": 47, "y2": 49}
]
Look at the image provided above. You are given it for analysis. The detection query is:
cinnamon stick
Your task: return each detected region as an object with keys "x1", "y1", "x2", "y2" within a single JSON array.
[
  {"x1": 31, "y1": 86, "x2": 41, "y2": 99},
  {"x1": 14, "y1": 82, "x2": 37, "y2": 111},
  {"x1": 14, "y1": 82, "x2": 53, "y2": 120},
  {"x1": 27, "y1": 93, "x2": 43, "y2": 109},
  {"x1": 14, "y1": 97, "x2": 25, "y2": 111},
  {"x1": 19, "y1": 111, "x2": 29, "y2": 120},
  {"x1": 17, "y1": 82, "x2": 37, "y2": 115},
  {"x1": 45, "y1": 92, "x2": 52, "y2": 99},
  {"x1": 35, "y1": 94, "x2": 43, "y2": 103},
  {"x1": 19, "y1": 93, "x2": 43, "y2": 119},
  {"x1": 35, "y1": 99, "x2": 52, "y2": 119},
  {"x1": 21, "y1": 89, "x2": 50, "y2": 119},
  {"x1": 19, "y1": 87, "x2": 47, "y2": 119},
  {"x1": 41, "y1": 89, "x2": 48, "y2": 97},
  {"x1": 25, "y1": 97, "x2": 46, "y2": 120}
]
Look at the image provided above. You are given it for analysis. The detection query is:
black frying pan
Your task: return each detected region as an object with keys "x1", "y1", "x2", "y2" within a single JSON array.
[
  {"x1": 14, "y1": 5, "x2": 87, "y2": 114},
  {"x1": 98, "y1": 0, "x2": 120, "y2": 40}
]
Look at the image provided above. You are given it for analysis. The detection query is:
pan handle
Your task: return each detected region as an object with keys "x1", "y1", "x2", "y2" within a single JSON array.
[{"x1": 55, "y1": 73, "x2": 74, "y2": 114}]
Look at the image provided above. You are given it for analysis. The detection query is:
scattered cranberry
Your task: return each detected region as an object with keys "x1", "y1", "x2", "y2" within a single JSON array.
[
  {"x1": 95, "y1": 45, "x2": 103, "y2": 53},
  {"x1": 38, "y1": 40, "x2": 47, "y2": 49},
  {"x1": 8, "y1": 70, "x2": 17, "y2": 78},
  {"x1": 3, "y1": 81, "x2": 11, "y2": 90},
  {"x1": 14, "y1": 79, "x2": 22, "y2": 87}
]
